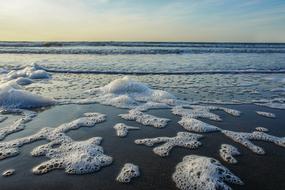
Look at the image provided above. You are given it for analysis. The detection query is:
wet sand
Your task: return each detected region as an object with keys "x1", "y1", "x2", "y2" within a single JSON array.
[{"x1": 0, "y1": 104, "x2": 284, "y2": 190}]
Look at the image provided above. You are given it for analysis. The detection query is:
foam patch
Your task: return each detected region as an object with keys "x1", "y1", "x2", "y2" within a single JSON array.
[
  {"x1": 119, "y1": 109, "x2": 169, "y2": 128},
  {"x1": 0, "y1": 81, "x2": 54, "y2": 109},
  {"x1": 32, "y1": 137, "x2": 113, "y2": 175},
  {"x1": 135, "y1": 132, "x2": 203, "y2": 157},
  {"x1": 116, "y1": 163, "x2": 140, "y2": 183},
  {"x1": 219, "y1": 144, "x2": 240, "y2": 164},
  {"x1": 6, "y1": 63, "x2": 50, "y2": 80},
  {"x1": 0, "y1": 109, "x2": 37, "y2": 140},
  {"x1": 172, "y1": 105, "x2": 240, "y2": 122},
  {"x1": 2, "y1": 169, "x2": 15, "y2": 177},
  {"x1": 222, "y1": 130, "x2": 285, "y2": 154},
  {"x1": 255, "y1": 127, "x2": 269, "y2": 132},
  {"x1": 0, "y1": 112, "x2": 106, "y2": 161},
  {"x1": 256, "y1": 111, "x2": 276, "y2": 118},
  {"x1": 178, "y1": 118, "x2": 220, "y2": 133},
  {"x1": 172, "y1": 106, "x2": 222, "y2": 121},
  {"x1": 172, "y1": 155, "x2": 243, "y2": 190},
  {"x1": 85, "y1": 76, "x2": 176, "y2": 108},
  {"x1": 113, "y1": 123, "x2": 140, "y2": 137}
]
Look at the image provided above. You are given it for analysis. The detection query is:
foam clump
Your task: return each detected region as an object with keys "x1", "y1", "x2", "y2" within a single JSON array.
[
  {"x1": 86, "y1": 76, "x2": 176, "y2": 108},
  {"x1": 135, "y1": 132, "x2": 203, "y2": 157},
  {"x1": 119, "y1": 109, "x2": 169, "y2": 128},
  {"x1": 172, "y1": 105, "x2": 241, "y2": 122},
  {"x1": 178, "y1": 118, "x2": 220, "y2": 133},
  {"x1": 222, "y1": 130, "x2": 285, "y2": 154},
  {"x1": 0, "y1": 109, "x2": 37, "y2": 140},
  {"x1": 0, "y1": 112, "x2": 107, "y2": 162},
  {"x1": 255, "y1": 98, "x2": 285, "y2": 110},
  {"x1": 0, "y1": 81, "x2": 54, "y2": 109},
  {"x1": 255, "y1": 127, "x2": 269, "y2": 132},
  {"x1": 256, "y1": 111, "x2": 276, "y2": 118},
  {"x1": 32, "y1": 136, "x2": 113, "y2": 175},
  {"x1": 116, "y1": 163, "x2": 140, "y2": 183},
  {"x1": 219, "y1": 144, "x2": 240, "y2": 164},
  {"x1": 83, "y1": 112, "x2": 106, "y2": 123},
  {"x1": 172, "y1": 155, "x2": 243, "y2": 190},
  {"x1": 2, "y1": 169, "x2": 15, "y2": 177},
  {"x1": 113, "y1": 123, "x2": 140, "y2": 137},
  {"x1": 6, "y1": 63, "x2": 49, "y2": 80},
  {"x1": 221, "y1": 108, "x2": 241, "y2": 116},
  {"x1": 172, "y1": 106, "x2": 222, "y2": 121}
]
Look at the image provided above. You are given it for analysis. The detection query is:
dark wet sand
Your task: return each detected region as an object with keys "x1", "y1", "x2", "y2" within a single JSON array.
[{"x1": 0, "y1": 104, "x2": 284, "y2": 190}]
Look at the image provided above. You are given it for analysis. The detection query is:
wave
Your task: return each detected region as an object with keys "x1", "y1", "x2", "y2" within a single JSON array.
[
  {"x1": 43, "y1": 68, "x2": 285, "y2": 75},
  {"x1": 1, "y1": 47, "x2": 285, "y2": 54}
]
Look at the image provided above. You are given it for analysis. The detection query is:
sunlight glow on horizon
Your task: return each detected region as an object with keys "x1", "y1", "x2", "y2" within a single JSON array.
[{"x1": 0, "y1": 0, "x2": 285, "y2": 42}]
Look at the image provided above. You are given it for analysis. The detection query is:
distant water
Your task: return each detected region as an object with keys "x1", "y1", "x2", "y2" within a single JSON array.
[{"x1": 0, "y1": 42, "x2": 285, "y2": 74}]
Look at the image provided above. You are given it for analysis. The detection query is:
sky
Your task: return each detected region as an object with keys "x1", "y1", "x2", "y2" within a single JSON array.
[{"x1": 0, "y1": 0, "x2": 285, "y2": 42}]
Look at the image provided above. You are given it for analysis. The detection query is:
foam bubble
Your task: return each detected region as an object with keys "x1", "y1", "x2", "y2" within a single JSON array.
[
  {"x1": 172, "y1": 155, "x2": 243, "y2": 190},
  {"x1": 2, "y1": 169, "x2": 15, "y2": 177},
  {"x1": 135, "y1": 132, "x2": 203, "y2": 157},
  {"x1": 178, "y1": 118, "x2": 220, "y2": 133},
  {"x1": 256, "y1": 111, "x2": 276, "y2": 118},
  {"x1": 222, "y1": 130, "x2": 285, "y2": 154},
  {"x1": 113, "y1": 123, "x2": 140, "y2": 137},
  {"x1": 219, "y1": 144, "x2": 240, "y2": 164},
  {"x1": 119, "y1": 109, "x2": 169, "y2": 128},
  {"x1": 116, "y1": 163, "x2": 140, "y2": 183}
]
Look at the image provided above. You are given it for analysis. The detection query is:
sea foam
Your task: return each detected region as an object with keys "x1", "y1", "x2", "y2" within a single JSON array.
[
  {"x1": 113, "y1": 123, "x2": 140, "y2": 137},
  {"x1": 85, "y1": 76, "x2": 176, "y2": 109},
  {"x1": 119, "y1": 109, "x2": 169, "y2": 128},
  {"x1": 219, "y1": 144, "x2": 240, "y2": 164},
  {"x1": 172, "y1": 155, "x2": 243, "y2": 190},
  {"x1": 0, "y1": 81, "x2": 54, "y2": 109},
  {"x1": 116, "y1": 163, "x2": 140, "y2": 183},
  {"x1": 135, "y1": 132, "x2": 203, "y2": 157},
  {"x1": 0, "y1": 112, "x2": 111, "y2": 176},
  {"x1": 222, "y1": 130, "x2": 285, "y2": 154}
]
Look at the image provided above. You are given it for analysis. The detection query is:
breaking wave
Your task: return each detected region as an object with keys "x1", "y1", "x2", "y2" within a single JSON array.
[{"x1": 0, "y1": 42, "x2": 285, "y2": 54}]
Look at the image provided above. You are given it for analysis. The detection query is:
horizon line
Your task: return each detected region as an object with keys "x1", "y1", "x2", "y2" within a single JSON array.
[{"x1": 0, "y1": 40, "x2": 285, "y2": 44}]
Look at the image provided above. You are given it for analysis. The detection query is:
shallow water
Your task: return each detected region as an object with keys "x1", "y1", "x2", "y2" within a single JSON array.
[{"x1": 0, "y1": 104, "x2": 284, "y2": 190}]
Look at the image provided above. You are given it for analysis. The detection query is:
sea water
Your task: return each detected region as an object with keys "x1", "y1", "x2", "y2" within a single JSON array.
[{"x1": 0, "y1": 42, "x2": 284, "y2": 106}]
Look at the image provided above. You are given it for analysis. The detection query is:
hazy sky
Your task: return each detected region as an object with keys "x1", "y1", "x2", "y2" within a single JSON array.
[{"x1": 0, "y1": 0, "x2": 285, "y2": 42}]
